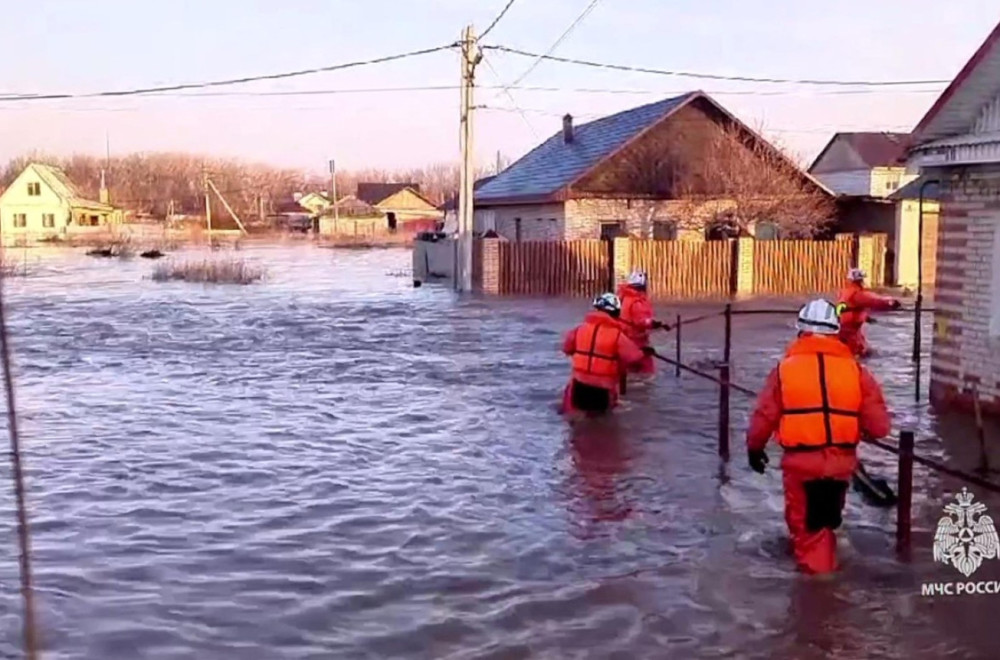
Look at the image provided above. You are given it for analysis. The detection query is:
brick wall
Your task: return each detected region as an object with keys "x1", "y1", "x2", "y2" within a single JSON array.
[
  {"x1": 928, "y1": 167, "x2": 1000, "y2": 417},
  {"x1": 565, "y1": 198, "x2": 724, "y2": 240},
  {"x1": 473, "y1": 204, "x2": 565, "y2": 241}
]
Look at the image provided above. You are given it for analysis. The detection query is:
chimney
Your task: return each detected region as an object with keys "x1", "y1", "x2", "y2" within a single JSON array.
[
  {"x1": 99, "y1": 169, "x2": 110, "y2": 205},
  {"x1": 562, "y1": 114, "x2": 574, "y2": 144}
]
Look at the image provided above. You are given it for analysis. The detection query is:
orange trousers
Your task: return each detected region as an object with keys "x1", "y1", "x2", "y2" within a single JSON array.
[
  {"x1": 838, "y1": 326, "x2": 869, "y2": 357},
  {"x1": 780, "y1": 449, "x2": 858, "y2": 574}
]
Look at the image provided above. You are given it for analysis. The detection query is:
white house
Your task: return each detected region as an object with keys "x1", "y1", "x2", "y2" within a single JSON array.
[
  {"x1": 907, "y1": 21, "x2": 1000, "y2": 416},
  {"x1": 0, "y1": 163, "x2": 118, "y2": 244}
]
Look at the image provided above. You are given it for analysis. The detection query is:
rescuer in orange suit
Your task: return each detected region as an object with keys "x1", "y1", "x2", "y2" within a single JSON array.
[
  {"x1": 836, "y1": 268, "x2": 901, "y2": 356},
  {"x1": 561, "y1": 293, "x2": 651, "y2": 416},
  {"x1": 745, "y1": 299, "x2": 892, "y2": 574},
  {"x1": 616, "y1": 270, "x2": 668, "y2": 375}
]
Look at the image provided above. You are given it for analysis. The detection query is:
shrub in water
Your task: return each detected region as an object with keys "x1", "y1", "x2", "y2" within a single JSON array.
[{"x1": 151, "y1": 257, "x2": 266, "y2": 285}]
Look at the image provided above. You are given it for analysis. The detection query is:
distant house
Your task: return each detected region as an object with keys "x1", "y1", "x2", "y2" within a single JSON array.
[
  {"x1": 356, "y1": 183, "x2": 443, "y2": 230},
  {"x1": 809, "y1": 132, "x2": 922, "y2": 285},
  {"x1": 905, "y1": 21, "x2": 1000, "y2": 416},
  {"x1": 809, "y1": 132, "x2": 913, "y2": 197},
  {"x1": 473, "y1": 91, "x2": 832, "y2": 242},
  {"x1": 297, "y1": 192, "x2": 332, "y2": 215},
  {"x1": 0, "y1": 163, "x2": 120, "y2": 242}
]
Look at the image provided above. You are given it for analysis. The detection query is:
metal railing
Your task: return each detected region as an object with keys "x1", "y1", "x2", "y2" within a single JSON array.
[{"x1": 652, "y1": 302, "x2": 997, "y2": 559}]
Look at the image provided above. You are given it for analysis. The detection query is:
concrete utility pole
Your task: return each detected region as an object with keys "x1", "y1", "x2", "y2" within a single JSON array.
[
  {"x1": 203, "y1": 168, "x2": 212, "y2": 241},
  {"x1": 456, "y1": 24, "x2": 481, "y2": 292},
  {"x1": 329, "y1": 159, "x2": 339, "y2": 224}
]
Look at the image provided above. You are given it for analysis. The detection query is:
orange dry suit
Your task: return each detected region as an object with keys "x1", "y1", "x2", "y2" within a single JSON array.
[
  {"x1": 745, "y1": 334, "x2": 891, "y2": 574},
  {"x1": 616, "y1": 283, "x2": 656, "y2": 375},
  {"x1": 561, "y1": 311, "x2": 645, "y2": 415},
  {"x1": 836, "y1": 281, "x2": 897, "y2": 356}
]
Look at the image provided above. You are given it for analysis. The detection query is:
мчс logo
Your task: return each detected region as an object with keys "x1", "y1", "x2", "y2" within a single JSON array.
[{"x1": 933, "y1": 488, "x2": 1000, "y2": 577}]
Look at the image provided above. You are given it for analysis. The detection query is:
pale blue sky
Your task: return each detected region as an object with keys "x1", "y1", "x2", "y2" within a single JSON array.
[{"x1": 1, "y1": 0, "x2": 996, "y2": 175}]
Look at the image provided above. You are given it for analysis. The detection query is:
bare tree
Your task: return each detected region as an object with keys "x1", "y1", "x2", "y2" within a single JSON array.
[{"x1": 673, "y1": 122, "x2": 835, "y2": 237}]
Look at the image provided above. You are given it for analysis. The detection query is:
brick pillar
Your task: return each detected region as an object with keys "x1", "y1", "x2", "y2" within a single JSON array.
[
  {"x1": 480, "y1": 238, "x2": 500, "y2": 294},
  {"x1": 613, "y1": 236, "x2": 631, "y2": 284},
  {"x1": 858, "y1": 235, "x2": 875, "y2": 282},
  {"x1": 735, "y1": 237, "x2": 755, "y2": 296}
]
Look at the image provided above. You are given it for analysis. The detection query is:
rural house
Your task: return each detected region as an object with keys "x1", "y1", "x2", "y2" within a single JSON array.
[
  {"x1": 296, "y1": 192, "x2": 332, "y2": 215},
  {"x1": 0, "y1": 163, "x2": 120, "y2": 242},
  {"x1": 808, "y1": 132, "x2": 930, "y2": 285},
  {"x1": 356, "y1": 182, "x2": 443, "y2": 231},
  {"x1": 906, "y1": 20, "x2": 1000, "y2": 416},
  {"x1": 473, "y1": 91, "x2": 834, "y2": 242}
]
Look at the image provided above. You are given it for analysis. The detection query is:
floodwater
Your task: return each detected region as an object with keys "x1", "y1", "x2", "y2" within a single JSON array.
[{"x1": 0, "y1": 244, "x2": 999, "y2": 659}]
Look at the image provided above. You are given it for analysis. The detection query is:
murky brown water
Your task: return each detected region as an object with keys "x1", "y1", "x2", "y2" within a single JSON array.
[{"x1": 0, "y1": 245, "x2": 998, "y2": 659}]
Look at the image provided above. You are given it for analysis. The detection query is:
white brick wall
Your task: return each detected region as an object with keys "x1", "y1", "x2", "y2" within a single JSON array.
[
  {"x1": 930, "y1": 169, "x2": 1000, "y2": 411},
  {"x1": 474, "y1": 204, "x2": 565, "y2": 241}
]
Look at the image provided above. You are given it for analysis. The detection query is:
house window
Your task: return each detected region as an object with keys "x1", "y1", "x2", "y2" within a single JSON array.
[
  {"x1": 42, "y1": 213, "x2": 55, "y2": 228},
  {"x1": 89, "y1": 215, "x2": 100, "y2": 226},
  {"x1": 514, "y1": 217, "x2": 522, "y2": 242},
  {"x1": 600, "y1": 221, "x2": 625, "y2": 241},
  {"x1": 27, "y1": 182, "x2": 40, "y2": 196},
  {"x1": 886, "y1": 180, "x2": 899, "y2": 191},
  {"x1": 653, "y1": 220, "x2": 678, "y2": 240},
  {"x1": 13, "y1": 213, "x2": 26, "y2": 228}
]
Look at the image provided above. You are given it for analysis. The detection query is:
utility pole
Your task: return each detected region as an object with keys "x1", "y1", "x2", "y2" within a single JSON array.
[
  {"x1": 496, "y1": 150, "x2": 502, "y2": 175},
  {"x1": 456, "y1": 24, "x2": 480, "y2": 292},
  {"x1": 329, "y1": 159, "x2": 339, "y2": 225},
  {"x1": 203, "y1": 168, "x2": 212, "y2": 243}
]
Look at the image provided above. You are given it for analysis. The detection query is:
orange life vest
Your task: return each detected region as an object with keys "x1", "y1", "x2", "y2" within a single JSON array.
[
  {"x1": 571, "y1": 321, "x2": 623, "y2": 379},
  {"x1": 776, "y1": 335, "x2": 862, "y2": 451}
]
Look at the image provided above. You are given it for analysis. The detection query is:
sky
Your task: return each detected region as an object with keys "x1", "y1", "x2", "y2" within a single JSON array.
[{"x1": 1, "y1": 0, "x2": 997, "y2": 176}]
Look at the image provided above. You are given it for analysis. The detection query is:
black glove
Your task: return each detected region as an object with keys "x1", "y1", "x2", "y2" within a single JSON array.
[
  {"x1": 651, "y1": 320, "x2": 664, "y2": 330},
  {"x1": 890, "y1": 299, "x2": 902, "y2": 310},
  {"x1": 748, "y1": 449, "x2": 769, "y2": 474},
  {"x1": 641, "y1": 346, "x2": 657, "y2": 357}
]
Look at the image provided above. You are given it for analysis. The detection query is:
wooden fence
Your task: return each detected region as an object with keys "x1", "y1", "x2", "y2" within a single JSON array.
[
  {"x1": 753, "y1": 239, "x2": 854, "y2": 295},
  {"x1": 630, "y1": 239, "x2": 732, "y2": 298},
  {"x1": 487, "y1": 240, "x2": 609, "y2": 296},
  {"x1": 475, "y1": 234, "x2": 888, "y2": 299}
]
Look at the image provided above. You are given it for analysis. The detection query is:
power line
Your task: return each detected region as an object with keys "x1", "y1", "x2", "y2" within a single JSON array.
[
  {"x1": 0, "y1": 83, "x2": 944, "y2": 104},
  {"x1": 485, "y1": 45, "x2": 953, "y2": 87},
  {"x1": 510, "y1": 0, "x2": 602, "y2": 87},
  {"x1": 480, "y1": 0, "x2": 519, "y2": 39},
  {"x1": 0, "y1": 44, "x2": 458, "y2": 102},
  {"x1": 481, "y1": 56, "x2": 540, "y2": 141}
]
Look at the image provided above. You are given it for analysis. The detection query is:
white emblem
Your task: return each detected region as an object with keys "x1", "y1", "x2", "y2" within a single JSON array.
[{"x1": 933, "y1": 488, "x2": 1000, "y2": 577}]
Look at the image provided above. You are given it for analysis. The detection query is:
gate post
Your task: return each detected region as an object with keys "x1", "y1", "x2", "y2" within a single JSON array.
[{"x1": 896, "y1": 430, "x2": 914, "y2": 559}]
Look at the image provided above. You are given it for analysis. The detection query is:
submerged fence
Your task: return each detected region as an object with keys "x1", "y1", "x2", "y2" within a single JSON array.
[
  {"x1": 474, "y1": 234, "x2": 888, "y2": 298},
  {"x1": 652, "y1": 302, "x2": 999, "y2": 559}
]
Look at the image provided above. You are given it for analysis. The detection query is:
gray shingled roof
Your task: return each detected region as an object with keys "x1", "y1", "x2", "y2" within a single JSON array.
[{"x1": 475, "y1": 92, "x2": 697, "y2": 204}]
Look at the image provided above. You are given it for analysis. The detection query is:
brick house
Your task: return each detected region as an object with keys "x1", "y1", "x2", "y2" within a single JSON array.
[
  {"x1": 473, "y1": 91, "x2": 832, "y2": 242},
  {"x1": 907, "y1": 21, "x2": 1000, "y2": 416}
]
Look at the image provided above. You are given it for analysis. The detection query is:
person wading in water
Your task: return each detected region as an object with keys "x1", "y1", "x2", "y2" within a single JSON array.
[
  {"x1": 745, "y1": 299, "x2": 891, "y2": 574},
  {"x1": 560, "y1": 293, "x2": 651, "y2": 417}
]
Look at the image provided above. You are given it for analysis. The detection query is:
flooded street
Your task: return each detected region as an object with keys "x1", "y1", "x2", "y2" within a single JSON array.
[{"x1": 0, "y1": 244, "x2": 998, "y2": 659}]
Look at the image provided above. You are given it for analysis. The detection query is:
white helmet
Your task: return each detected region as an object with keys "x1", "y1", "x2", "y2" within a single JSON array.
[
  {"x1": 796, "y1": 299, "x2": 840, "y2": 335},
  {"x1": 626, "y1": 270, "x2": 648, "y2": 289},
  {"x1": 847, "y1": 268, "x2": 866, "y2": 282},
  {"x1": 593, "y1": 292, "x2": 622, "y2": 315}
]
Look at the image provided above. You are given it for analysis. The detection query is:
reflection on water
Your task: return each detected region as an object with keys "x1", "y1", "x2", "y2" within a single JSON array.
[{"x1": 0, "y1": 245, "x2": 995, "y2": 659}]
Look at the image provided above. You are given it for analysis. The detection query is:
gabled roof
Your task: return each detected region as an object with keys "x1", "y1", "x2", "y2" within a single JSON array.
[
  {"x1": 809, "y1": 132, "x2": 910, "y2": 172},
  {"x1": 356, "y1": 182, "x2": 419, "y2": 205},
  {"x1": 911, "y1": 21, "x2": 1000, "y2": 146},
  {"x1": 29, "y1": 163, "x2": 113, "y2": 210},
  {"x1": 475, "y1": 91, "x2": 830, "y2": 205},
  {"x1": 476, "y1": 94, "x2": 696, "y2": 204}
]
